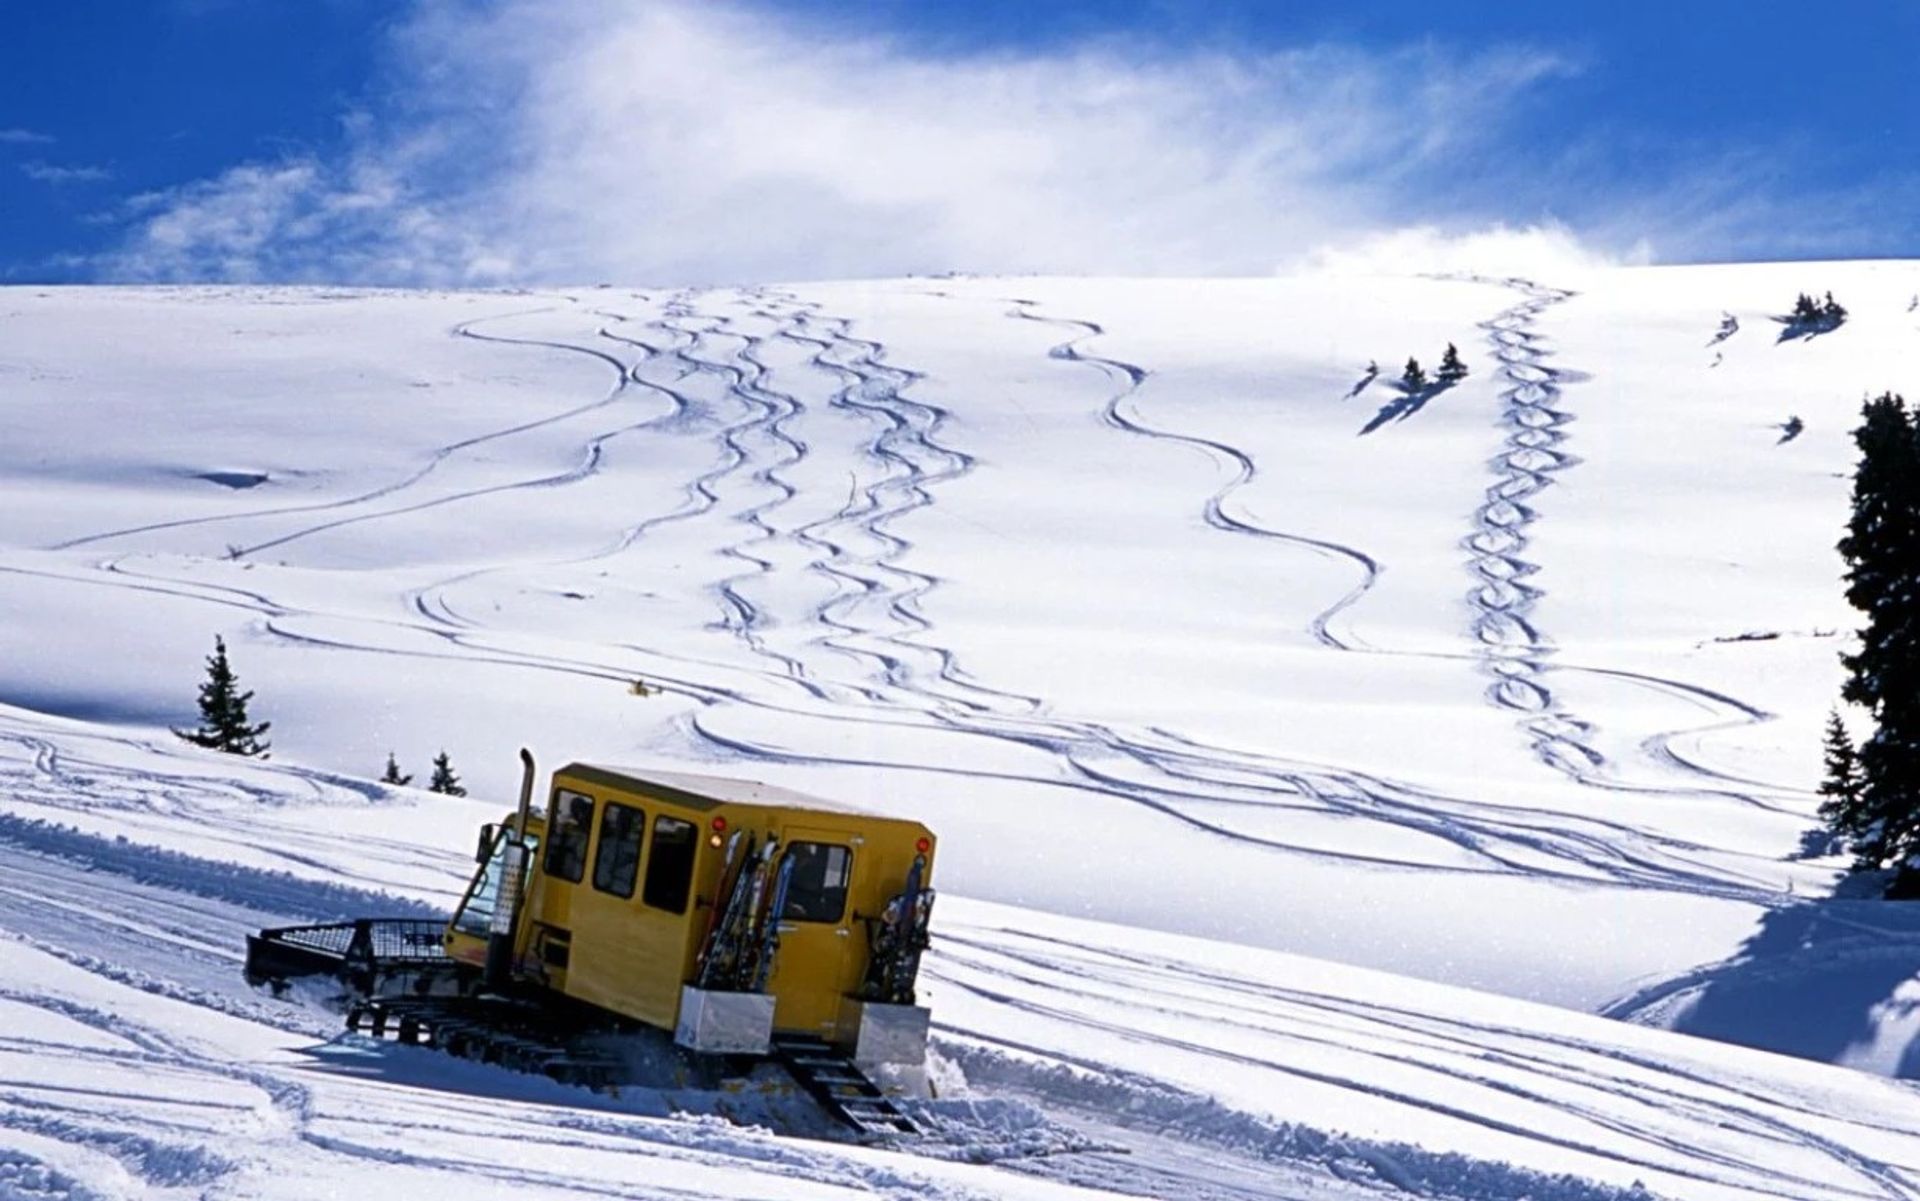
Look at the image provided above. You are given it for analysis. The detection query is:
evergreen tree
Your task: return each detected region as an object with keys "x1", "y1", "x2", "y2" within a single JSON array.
[
  {"x1": 1793, "y1": 292, "x2": 1820, "y2": 323},
  {"x1": 1829, "y1": 393, "x2": 1920, "y2": 877},
  {"x1": 1437, "y1": 342, "x2": 1468, "y2": 382},
  {"x1": 1823, "y1": 292, "x2": 1848, "y2": 323},
  {"x1": 1401, "y1": 357, "x2": 1427, "y2": 393},
  {"x1": 380, "y1": 752, "x2": 413, "y2": 787},
  {"x1": 428, "y1": 751, "x2": 466, "y2": 797},
  {"x1": 173, "y1": 635, "x2": 270, "y2": 757},
  {"x1": 1817, "y1": 709, "x2": 1866, "y2": 835}
]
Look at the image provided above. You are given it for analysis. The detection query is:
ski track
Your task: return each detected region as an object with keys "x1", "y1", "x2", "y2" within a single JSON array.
[
  {"x1": 0, "y1": 789, "x2": 1810, "y2": 1201},
  {"x1": 1466, "y1": 279, "x2": 1605, "y2": 777},
  {"x1": 0, "y1": 284, "x2": 1899, "y2": 1201},
  {"x1": 928, "y1": 925, "x2": 1920, "y2": 1201},
  {"x1": 1003, "y1": 300, "x2": 1382, "y2": 653},
  {"x1": 3, "y1": 290, "x2": 1803, "y2": 916},
  {"x1": 1463, "y1": 278, "x2": 1801, "y2": 819},
  {"x1": 49, "y1": 301, "x2": 653, "y2": 556}
]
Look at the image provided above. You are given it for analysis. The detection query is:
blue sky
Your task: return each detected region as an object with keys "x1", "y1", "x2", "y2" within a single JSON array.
[{"x1": 5, "y1": 1, "x2": 1917, "y2": 283}]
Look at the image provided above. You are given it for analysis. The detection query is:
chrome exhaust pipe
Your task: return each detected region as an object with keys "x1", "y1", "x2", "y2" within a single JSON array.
[{"x1": 485, "y1": 747, "x2": 537, "y2": 990}]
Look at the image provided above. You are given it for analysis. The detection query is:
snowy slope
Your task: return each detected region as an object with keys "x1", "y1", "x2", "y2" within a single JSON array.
[
  {"x1": 8, "y1": 718, "x2": 1920, "y2": 1200},
  {"x1": 3, "y1": 264, "x2": 1920, "y2": 1197}
]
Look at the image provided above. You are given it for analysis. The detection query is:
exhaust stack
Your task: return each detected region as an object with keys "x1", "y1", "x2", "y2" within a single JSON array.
[{"x1": 485, "y1": 747, "x2": 538, "y2": 990}]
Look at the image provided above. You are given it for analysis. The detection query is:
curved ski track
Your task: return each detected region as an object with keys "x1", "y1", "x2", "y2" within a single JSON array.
[
  {"x1": 1005, "y1": 301, "x2": 1382, "y2": 653},
  {"x1": 51, "y1": 302, "x2": 654, "y2": 557},
  {"x1": 1463, "y1": 278, "x2": 1800, "y2": 816},
  {"x1": 7, "y1": 290, "x2": 1799, "y2": 905},
  {"x1": 1467, "y1": 280, "x2": 1604, "y2": 777}
]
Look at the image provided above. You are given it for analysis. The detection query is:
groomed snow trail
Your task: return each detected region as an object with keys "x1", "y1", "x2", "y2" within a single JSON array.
[{"x1": 0, "y1": 736, "x2": 1912, "y2": 1201}]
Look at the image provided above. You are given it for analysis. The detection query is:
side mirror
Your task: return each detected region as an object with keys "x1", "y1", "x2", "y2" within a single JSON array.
[{"x1": 476, "y1": 823, "x2": 498, "y2": 864}]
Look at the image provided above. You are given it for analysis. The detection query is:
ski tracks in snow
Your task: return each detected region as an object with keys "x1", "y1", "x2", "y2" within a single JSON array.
[
  {"x1": 1464, "y1": 279, "x2": 1800, "y2": 818},
  {"x1": 1005, "y1": 300, "x2": 1382, "y2": 652},
  {"x1": 5, "y1": 287, "x2": 1804, "y2": 902},
  {"x1": 1468, "y1": 280, "x2": 1604, "y2": 777},
  {"x1": 929, "y1": 922, "x2": 1920, "y2": 1201}
]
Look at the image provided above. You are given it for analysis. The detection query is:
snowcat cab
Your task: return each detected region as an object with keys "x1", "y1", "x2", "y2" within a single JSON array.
[
  {"x1": 446, "y1": 760, "x2": 937, "y2": 1061},
  {"x1": 245, "y1": 751, "x2": 937, "y2": 1135}
]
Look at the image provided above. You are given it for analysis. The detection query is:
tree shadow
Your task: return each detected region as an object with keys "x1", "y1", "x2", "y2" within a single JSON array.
[
  {"x1": 1359, "y1": 379, "x2": 1457, "y2": 436},
  {"x1": 1663, "y1": 896, "x2": 1920, "y2": 1074},
  {"x1": 1774, "y1": 315, "x2": 1845, "y2": 344}
]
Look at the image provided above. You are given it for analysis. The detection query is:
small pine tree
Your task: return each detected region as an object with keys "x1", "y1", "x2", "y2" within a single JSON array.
[
  {"x1": 1793, "y1": 292, "x2": 1820, "y2": 323},
  {"x1": 1401, "y1": 357, "x2": 1427, "y2": 393},
  {"x1": 428, "y1": 751, "x2": 466, "y2": 797},
  {"x1": 1823, "y1": 292, "x2": 1848, "y2": 323},
  {"x1": 380, "y1": 752, "x2": 413, "y2": 787},
  {"x1": 1437, "y1": 343, "x2": 1468, "y2": 382},
  {"x1": 173, "y1": 635, "x2": 270, "y2": 757},
  {"x1": 1817, "y1": 709, "x2": 1867, "y2": 848}
]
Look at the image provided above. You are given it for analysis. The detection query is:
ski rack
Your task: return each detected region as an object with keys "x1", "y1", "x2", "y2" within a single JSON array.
[{"x1": 772, "y1": 1034, "x2": 918, "y2": 1138}]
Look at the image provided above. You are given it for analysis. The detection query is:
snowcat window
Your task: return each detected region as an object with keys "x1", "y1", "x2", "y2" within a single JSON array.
[
  {"x1": 641, "y1": 816, "x2": 697, "y2": 914},
  {"x1": 591, "y1": 801, "x2": 645, "y2": 899},
  {"x1": 780, "y1": 842, "x2": 852, "y2": 923},
  {"x1": 544, "y1": 789, "x2": 594, "y2": 883},
  {"x1": 454, "y1": 830, "x2": 540, "y2": 938}
]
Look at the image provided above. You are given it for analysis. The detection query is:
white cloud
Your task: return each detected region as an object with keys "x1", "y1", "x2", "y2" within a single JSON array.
[
  {"x1": 0, "y1": 128, "x2": 54, "y2": 145},
  {"x1": 1303, "y1": 222, "x2": 1645, "y2": 281},
  {"x1": 100, "y1": 0, "x2": 1588, "y2": 285},
  {"x1": 22, "y1": 161, "x2": 112, "y2": 185}
]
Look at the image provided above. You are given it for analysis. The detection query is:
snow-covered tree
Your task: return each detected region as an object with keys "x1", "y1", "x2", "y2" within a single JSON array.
[
  {"x1": 380, "y1": 752, "x2": 412, "y2": 787},
  {"x1": 1829, "y1": 393, "x2": 1920, "y2": 883},
  {"x1": 1437, "y1": 343, "x2": 1468, "y2": 382},
  {"x1": 428, "y1": 751, "x2": 466, "y2": 797},
  {"x1": 173, "y1": 636, "x2": 271, "y2": 758}
]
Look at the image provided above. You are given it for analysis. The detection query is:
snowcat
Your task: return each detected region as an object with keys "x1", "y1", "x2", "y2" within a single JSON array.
[{"x1": 245, "y1": 751, "x2": 938, "y2": 1136}]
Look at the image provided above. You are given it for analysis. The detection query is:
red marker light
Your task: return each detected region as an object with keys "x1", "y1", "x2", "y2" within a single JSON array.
[
  {"x1": 915, "y1": 837, "x2": 931, "y2": 853},
  {"x1": 711, "y1": 816, "x2": 728, "y2": 833}
]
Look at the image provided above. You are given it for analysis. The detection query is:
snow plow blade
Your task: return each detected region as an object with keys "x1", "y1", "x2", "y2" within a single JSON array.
[{"x1": 245, "y1": 918, "x2": 450, "y2": 995}]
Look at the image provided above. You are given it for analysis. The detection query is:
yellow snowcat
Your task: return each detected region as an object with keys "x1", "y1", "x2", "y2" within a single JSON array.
[{"x1": 245, "y1": 751, "x2": 938, "y2": 1137}]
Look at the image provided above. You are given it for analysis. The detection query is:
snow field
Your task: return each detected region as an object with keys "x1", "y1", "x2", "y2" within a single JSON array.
[{"x1": 4, "y1": 264, "x2": 1920, "y2": 1196}]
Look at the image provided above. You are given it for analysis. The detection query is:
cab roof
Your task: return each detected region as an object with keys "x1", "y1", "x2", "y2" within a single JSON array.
[{"x1": 558, "y1": 762, "x2": 889, "y2": 821}]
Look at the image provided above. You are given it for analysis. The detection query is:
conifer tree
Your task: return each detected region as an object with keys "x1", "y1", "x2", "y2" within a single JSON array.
[
  {"x1": 1437, "y1": 343, "x2": 1468, "y2": 382},
  {"x1": 380, "y1": 752, "x2": 412, "y2": 787},
  {"x1": 1822, "y1": 292, "x2": 1848, "y2": 324},
  {"x1": 173, "y1": 635, "x2": 271, "y2": 757},
  {"x1": 1829, "y1": 393, "x2": 1920, "y2": 879},
  {"x1": 1793, "y1": 292, "x2": 1820, "y2": 323},
  {"x1": 1401, "y1": 357, "x2": 1427, "y2": 393},
  {"x1": 1817, "y1": 709, "x2": 1866, "y2": 834},
  {"x1": 428, "y1": 751, "x2": 466, "y2": 797}
]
